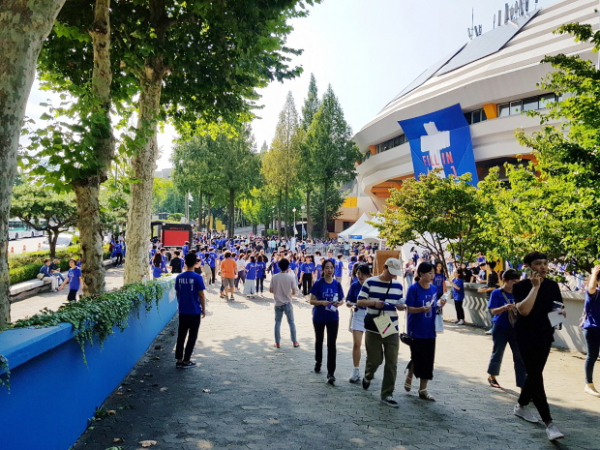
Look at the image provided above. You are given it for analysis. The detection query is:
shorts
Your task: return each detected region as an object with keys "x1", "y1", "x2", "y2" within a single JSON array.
[
  {"x1": 67, "y1": 289, "x2": 78, "y2": 302},
  {"x1": 350, "y1": 308, "x2": 367, "y2": 332},
  {"x1": 222, "y1": 277, "x2": 235, "y2": 288}
]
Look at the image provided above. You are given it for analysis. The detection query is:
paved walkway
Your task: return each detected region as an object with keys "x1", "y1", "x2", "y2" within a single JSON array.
[{"x1": 57, "y1": 276, "x2": 600, "y2": 450}]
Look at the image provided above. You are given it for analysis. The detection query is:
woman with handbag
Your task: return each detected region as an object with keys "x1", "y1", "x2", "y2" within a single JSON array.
[
  {"x1": 345, "y1": 263, "x2": 372, "y2": 383},
  {"x1": 310, "y1": 259, "x2": 345, "y2": 385},
  {"x1": 486, "y1": 269, "x2": 526, "y2": 389},
  {"x1": 404, "y1": 262, "x2": 446, "y2": 401}
]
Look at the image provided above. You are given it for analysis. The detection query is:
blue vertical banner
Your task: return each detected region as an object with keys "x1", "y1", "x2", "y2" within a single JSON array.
[{"x1": 398, "y1": 103, "x2": 479, "y2": 185}]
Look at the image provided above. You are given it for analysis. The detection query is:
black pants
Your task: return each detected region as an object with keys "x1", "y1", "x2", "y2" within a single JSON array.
[
  {"x1": 313, "y1": 320, "x2": 339, "y2": 376},
  {"x1": 517, "y1": 336, "x2": 552, "y2": 423},
  {"x1": 454, "y1": 300, "x2": 465, "y2": 321},
  {"x1": 210, "y1": 267, "x2": 216, "y2": 284},
  {"x1": 115, "y1": 252, "x2": 123, "y2": 265},
  {"x1": 255, "y1": 277, "x2": 264, "y2": 293},
  {"x1": 176, "y1": 313, "x2": 201, "y2": 361},
  {"x1": 302, "y1": 273, "x2": 313, "y2": 296}
]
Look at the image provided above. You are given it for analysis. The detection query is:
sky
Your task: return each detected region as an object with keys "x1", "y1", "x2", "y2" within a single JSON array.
[{"x1": 24, "y1": 0, "x2": 556, "y2": 170}]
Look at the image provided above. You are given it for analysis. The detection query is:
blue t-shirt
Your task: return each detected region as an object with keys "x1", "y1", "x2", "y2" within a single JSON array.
[
  {"x1": 583, "y1": 290, "x2": 600, "y2": 329},
  {"x1": 433, "y1": 273, "x2": 446, "y2": 295},
  {"x1": 208, "y1": 252, "x2": 217, "y2": 267},
  {"x1": 152, "y1": 265, "x2": 164, "y2": 279},
  {"x1": 488, "y1": 288, "x2": 514, "y2": 328},
  {"x1": 334, "y1": 260, "x2": 344, "y2": 277},
  {"x1": 347, "y1": 261, "x2": 357, "y2": 282},
  {"x1": 405, "y1": 283, "x2": 439, "y2": 339},
  {"x1": 346, "y1": 281, "x2": 366, "y2": 310},
  {"x1": 310, "y1": 278, "x2": 345, "y2": 322},
  {"x1": 256, "y1": 262, "x2": 266, "y2": 279},
  {"x1": 175, "y1": 271, "x2": 205, "y2": 315},
  {"x1": 289, "y1": 261, "x2": 298, "y2": 276},
  {"x1": 272, "y1": 260, "x2": 281, "y2": 275},
  {"x1": 301, "y1": 262, "x2": 315, "y2": 275},
  {"x1": 68, "y1": 267, "x2": 82, "y2": 291},
  {"x1": 245, "y1": 262, "x2": 257, "y2": 281},
  {"x1": 452, "y1": 278, "x2": 464, "y2": 301},
  {"x1": 182, "y1": 245, "x2": 189, "y2": 256}
]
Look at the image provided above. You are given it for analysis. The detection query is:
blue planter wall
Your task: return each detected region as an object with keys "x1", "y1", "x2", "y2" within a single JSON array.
[{"x1": 0, "y1": 278, "x2": 177, "y2": 450}]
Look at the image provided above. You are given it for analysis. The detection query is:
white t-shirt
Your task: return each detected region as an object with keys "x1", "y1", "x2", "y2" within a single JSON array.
[{"x1": 270, "y1": 271, "x2": 298, "y2": 306}]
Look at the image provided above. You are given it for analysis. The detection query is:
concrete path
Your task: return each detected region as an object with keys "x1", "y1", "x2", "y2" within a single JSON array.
[{"x1": 65, "y1": 277, "x2": 599, "y2": 450}]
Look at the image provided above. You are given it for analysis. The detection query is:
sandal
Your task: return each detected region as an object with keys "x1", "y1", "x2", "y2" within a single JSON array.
[
  {"x1": 418, "y1": 389, "x2": 435, "y2": 401},
  {"x1": 404, "y1": 377, "x2": 412, "y2": 392},
  {"x1": 488, "y1": 376, "x2": 501, "y2": 388}
]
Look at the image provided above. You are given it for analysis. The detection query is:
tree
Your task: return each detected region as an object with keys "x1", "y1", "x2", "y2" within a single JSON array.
[
  {"x1": 0, "y1": 0, "x2": 68, "y2": 326},
  {"x1": 305, "y1": 84, "x2": 359, "y2": 238},
  {"x1": 10, "y1": 184, "x2": 78, "y2": 258},
  {"x1": 377, "y1": 171, "x2": 492, "y2": 276},
  {"x1": 261, "y1": 92, "x2": 301, "y2": 237},
  {"x1": 513, "y1": 22, "x2": 600, "y2": 271},
  {"x1": 298, "y1": 73, "x2": 320, "y2": 238}
]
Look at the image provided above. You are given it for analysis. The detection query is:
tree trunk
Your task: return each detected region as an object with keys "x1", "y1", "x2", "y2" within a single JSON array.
[
  {"x1": 285, "y1": 184, "x2": 289, "y2": 237},
  {"x1": 228, "y1": 188, "x2": 235, "y2": 237},
  {"x1": 0, "y1": 0, "x2": 67, "y2": 327},
  {"x1": 49, "y1": 228, "x2": 60, "y2": 259},
  {"x1": 197, "y1": 190, "x2": 203, "y2": 231},
  {"x1": 73, "y1": 182, "x2": 106, "y2": 293},
  {"x1": 73, "y1": 0, "x2": 113, "y2": 295},
  {"x1": 322, "y1": 185, "x2": 329, "y2": 239},
  {"x1": 306, "y1": 188, "x2": 312, "y2": 240},
  {"x1": 124, "y1": 62, "x2": 164, "y2": 284},
  {"x1": 277, "y1": 190, "x2": 282, "y2": 237}
]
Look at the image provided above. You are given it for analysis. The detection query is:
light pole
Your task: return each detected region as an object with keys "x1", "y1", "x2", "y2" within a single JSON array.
[
  {"x1": 301, "y1": 205, "x2": 306, "y2": 238},
  {"x1": 292, "y1": 207, "x2": 297, "y2": 237}
]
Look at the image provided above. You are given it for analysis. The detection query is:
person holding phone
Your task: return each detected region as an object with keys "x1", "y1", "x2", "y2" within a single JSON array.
[
  {"x1": 513, "y1": 252, "x2": 566, "y2": 441},
  {"x1": 310, "y1": 259, "x2": 344, "y2": 385}
]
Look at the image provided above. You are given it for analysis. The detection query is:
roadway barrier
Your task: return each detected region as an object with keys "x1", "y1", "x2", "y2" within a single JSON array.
[{"x1": 0, "y1": 277, "x2": 177, "y2": 450}]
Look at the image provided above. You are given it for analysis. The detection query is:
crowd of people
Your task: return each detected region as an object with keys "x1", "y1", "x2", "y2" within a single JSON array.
[{"x1": 166, "y1": 231, "x2": 600, "y2": 443}]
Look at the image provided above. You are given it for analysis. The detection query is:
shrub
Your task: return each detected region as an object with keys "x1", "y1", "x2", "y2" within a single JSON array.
[{"x1": 9, "y1": 265, "x2": 41, "y2": 285}]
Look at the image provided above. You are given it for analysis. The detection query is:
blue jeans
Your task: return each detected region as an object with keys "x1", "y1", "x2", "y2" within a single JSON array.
[
  {"x1": 584, "y1": 327, "x2": 600, "y2": 384},
  {"x1": 274, "y1": 303, "x2": 297, "y2": 344},
  {"x1": 488, "y1": 323, "x2": 526, "y2": 387}
]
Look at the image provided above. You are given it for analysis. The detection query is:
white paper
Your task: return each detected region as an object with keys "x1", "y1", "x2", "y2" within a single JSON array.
[{"x1": 548, "y1": 310, "x2": 565, "y2": 327}]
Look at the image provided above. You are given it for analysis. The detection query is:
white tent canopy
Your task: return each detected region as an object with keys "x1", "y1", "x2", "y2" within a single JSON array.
[{"x1": 339, "y1": 213, "x2": 383, "y2": 242}]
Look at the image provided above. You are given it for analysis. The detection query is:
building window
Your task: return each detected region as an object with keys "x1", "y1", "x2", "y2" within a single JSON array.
[
  {"x1": 373, "y1": 133, "x2": 406, "y2": 154},
  {"x1": 510, "y1": 100, "x2": 523, "y2": 115},
  {"x1": 539, "y1": 93, "x2": 556, "y2": 109},
  {"x1": 523, "y1": 97, "x2": 538, "y2": 111},
  {"x1": 498, "y1": 103, "x2": 510, "y2": 117}
]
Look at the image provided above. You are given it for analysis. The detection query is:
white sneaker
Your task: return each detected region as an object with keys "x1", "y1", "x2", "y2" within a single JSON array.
[
  {"x1": 546, "y1": 423, "x2": 564, "y2": 441},
  {"x1": 381, "y1": 396, "x2": 399, "y2": 408},
  {"x1": 349, "y1": 370, "x2": 360, "y2": 384},
  {"x1": 457, "y1": 320, "x2": 465, "y2": 325},
  {"x1": 514, "y1": 404, "x2": 539, "y2": 423},
  {"x1": 584, "y1": 383, "x2": 600, "y2": 397}
]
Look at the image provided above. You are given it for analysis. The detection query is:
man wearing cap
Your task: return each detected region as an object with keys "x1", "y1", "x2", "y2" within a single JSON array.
[{"x1": 357, "y1": 258, "x2": 405, "y2": 407}]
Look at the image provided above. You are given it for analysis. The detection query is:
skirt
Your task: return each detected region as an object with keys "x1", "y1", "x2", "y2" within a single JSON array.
[
  {"x1": 350, "y1": 308, "x2": 367, "y2": 332},
  {"x1": 409, "y1": 337, "x2": 436, "y2": 380},
  {"x1": 243, "y1": 278, "x2": 256, "y2": 295}
]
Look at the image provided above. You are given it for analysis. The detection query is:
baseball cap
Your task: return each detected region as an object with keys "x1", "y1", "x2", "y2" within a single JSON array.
[{"x1": 385, "y1": 258, "x2": 402, "y2": 276}]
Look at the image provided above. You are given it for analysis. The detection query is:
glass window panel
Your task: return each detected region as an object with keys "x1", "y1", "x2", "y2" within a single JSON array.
[
  {"x1": 510, "y1": 100, "x2": 523, "y2": 115},
  {"x1": 481, "y1": 109, "x2": 487, "y2": 121},
  {"x1": 472, "y1": 110, "x2": 481, "y2": 123},
  {"x1": 464, "y1": 113, "x2": 472, "y2": 124},
  {"x1": 539, "y1": 93, "x2": 557, "y2": 109},
  {"x1": 498, "y1": 103, "x2": 510, "y2": 117},
  {"x1": 523, "y1": 97, "x2": 539, "y2": 111}
]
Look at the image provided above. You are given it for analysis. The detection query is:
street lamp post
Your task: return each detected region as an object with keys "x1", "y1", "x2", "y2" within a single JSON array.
[{"x1": 292, "y1": 207, "x2": 297, "y2": 237}]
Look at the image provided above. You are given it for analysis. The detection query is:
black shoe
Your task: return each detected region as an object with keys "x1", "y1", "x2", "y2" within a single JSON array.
[
  {"x1": 314, "y1": 363, "x2": 321, "y2": 374},
  {"x1": 176, "y1": 361, "x2": 183, "y2": 369},
  {"x1": 327, "y1": 374, "x2": 336, "y2": 385},
  {"x1": 180, "y1": 361, "x2": 196, "y2": 369},
  {"x1": 362, "y1": 377, "x2": 371, "y2": 390}
]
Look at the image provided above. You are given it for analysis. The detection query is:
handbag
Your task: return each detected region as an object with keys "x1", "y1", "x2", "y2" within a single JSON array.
[
  {"x1": 500, "y1": 290, "x2": 518, "y2": 327},
  {"x1": 400, "y1": 332, "x2": 414, "y2": 346},
  {"x1": 37, "y1": 273, "x2": 45, "y2": 280}
]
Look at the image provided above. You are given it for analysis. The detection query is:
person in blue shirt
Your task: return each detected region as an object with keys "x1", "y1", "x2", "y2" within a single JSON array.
[
  {"x1": 486, "y1": 269, "x2": 526, "y2": 389},
  {"x1": 583, "y1": 265, "x2": 600, "y2": 397},
  {"x1": 334, "y1": 254, "x2": 344, "y2": 283},
  {"x1": 151, "y1": 252, "x2": 164, "y2": 279},
  {"x1": 113, "y1": 242, "x2": 124, "y2": 266},
  {"x1": 255, "y1": 255, "x2": 267, "y2": 296},
  {"x1": 345, "y1": 263, "x2": 372, "y2": 383},
  {"x1": 149, "y1": 245, "x2": 157, "y2": 263},
  {"x1": 347, "y1": 256, "x2": 357, "y2": 284},
  {"x1": 208, "y1": 247, "x2": 217, "y2": 283},
  {"x1": 310, "y1": 259, "x2": 345, "y2": 385},
  {"x1": 39, "y1": 258, "x2": 59, "y2": 291},
  {"x1": 182, "y1": 241, "x2": 190, "y2": 257},
  {"x1": 451, "y1": 269, "x2": 465, "y2": 325},
  {"x1": 433, "y1": 262, "x2": 447, "y2": 297},
  {"x1": 244, "y1": 256, "x2": 257, "y2": 298},
  {"x1": 58, "y1": 258, "x2": 82, "y2": 302},
  {"x1": 404, "y1": 262, "x2": 447, "y2": 402},
  {"x1": 300, "y1": 256, "x2": 315, "y2": 298},
  {"x1": 175, "y1": 253, "x2": 206, "y2": 369}
]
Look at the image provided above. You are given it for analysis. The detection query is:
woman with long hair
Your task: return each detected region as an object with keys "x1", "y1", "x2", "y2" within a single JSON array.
[
  {"x1": 152, "y1": 252, "x2": 164, "y2": 279},
  {"x1": 310, "y1": 259, "x2": 344, "y2": 385},
  {"x1": 301, "y1": 255, "x2": 316, "y2": 298},
  {"x1": 404, "y1": 262, "x2": 446, "y2": 401}
]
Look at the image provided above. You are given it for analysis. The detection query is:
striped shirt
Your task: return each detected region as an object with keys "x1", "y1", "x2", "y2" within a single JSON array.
[{"x1": 358, "y1": 276, "x2": 404, "y2": 333}]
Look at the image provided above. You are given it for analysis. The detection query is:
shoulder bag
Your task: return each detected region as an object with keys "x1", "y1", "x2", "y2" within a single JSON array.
[{"x1": 500, "y1": 289, "x2": 518, "y2": 327}]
